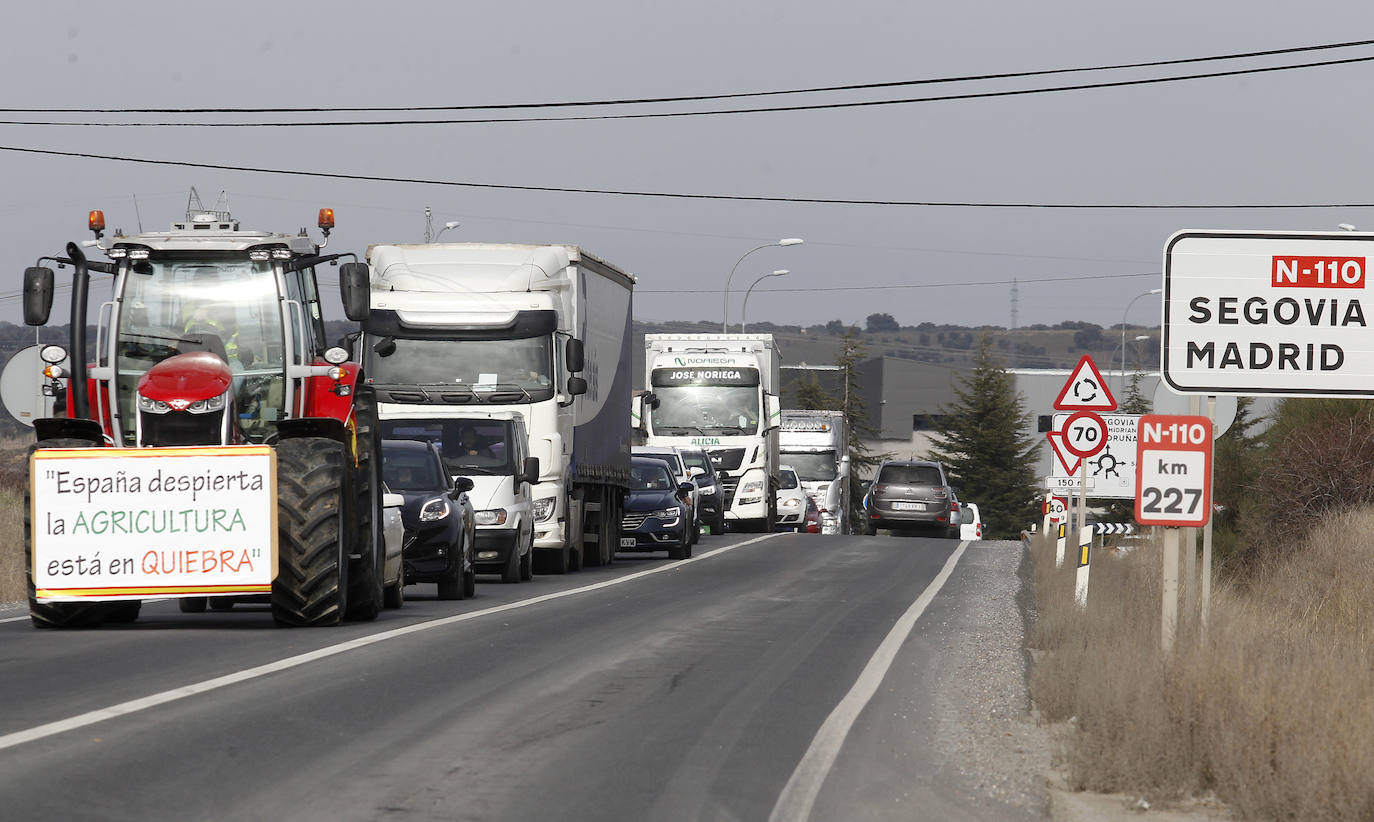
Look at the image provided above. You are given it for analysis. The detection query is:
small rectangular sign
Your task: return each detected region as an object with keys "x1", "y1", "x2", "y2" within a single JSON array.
[
  {"x1": 30, "y1": 446, "x2": 277, "y2": 601},
  {"x1": 1134, "y1": 415, "x2": 1213, "y2": 527}
]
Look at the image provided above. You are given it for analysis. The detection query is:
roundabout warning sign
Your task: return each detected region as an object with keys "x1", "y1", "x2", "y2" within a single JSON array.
[{"x1": 1164, "y1": 231, "x2": 1374, "y2": 396}]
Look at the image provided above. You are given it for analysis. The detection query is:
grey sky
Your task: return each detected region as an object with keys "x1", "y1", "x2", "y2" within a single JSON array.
[{"x1": 4, "y1": 1, "x2": 1374, "y2": 332}]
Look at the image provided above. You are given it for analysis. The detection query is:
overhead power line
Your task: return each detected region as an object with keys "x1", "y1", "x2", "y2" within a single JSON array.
[
  {"x1": 636, "y1": 271, "x2": 1158, "y2": 293},
  {"x1": 2, "y1": 144, "x2": 1371, "y2": 209},
  {"x1": 6, "y1": 53, "x2": 1373, "y2": 127},
  {"x1": 4, "y1": 38, "x2": 1370, "y2": 115}
]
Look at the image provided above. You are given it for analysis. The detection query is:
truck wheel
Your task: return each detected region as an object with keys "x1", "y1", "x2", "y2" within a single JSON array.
[
  {"x1": 104, "y1": 601, "x2": 142, "y2": 624},
  {"x1": 501, "y1": 541, "x2": 521, "y2": 583},
  {"x1": 537, "y1": 546, "x2": 569, "y2": 575},
  {"x1": 26, "y1": 438, "x2": 108, "y2": 629},
  {"x1": 519, "y1": 535, "x2": 533, "y2": 581},
  {"x1": 345, "y1": 391, "x2": 384, "y2": 621},
  {"x1": 271, "y1": 437, "x2": 348, "y2": 627},
  {"x1": 603, "y1": 491, "x2": 619, "y2": 565}
]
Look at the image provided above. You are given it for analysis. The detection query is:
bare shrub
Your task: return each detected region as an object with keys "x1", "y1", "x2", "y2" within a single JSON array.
[{"x1": 1030, "y1": 510, "x2": 1374, "y2": 818}]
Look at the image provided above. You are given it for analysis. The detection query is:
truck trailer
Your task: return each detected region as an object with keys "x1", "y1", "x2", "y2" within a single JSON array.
[
  {"x1": 635, "y1": 334, "x2": 781, "y2": 532},
  {"x1": 359, "y1": 243, "x2": 634, "y2": 573},
  {"x1": 779, "y1": 409, "x2": 850, "y2": 535}
]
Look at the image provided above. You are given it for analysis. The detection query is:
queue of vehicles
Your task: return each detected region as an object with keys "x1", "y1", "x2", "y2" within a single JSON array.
[{"x1": 3, "y1": 199, "x2": 974, "y2": 629}]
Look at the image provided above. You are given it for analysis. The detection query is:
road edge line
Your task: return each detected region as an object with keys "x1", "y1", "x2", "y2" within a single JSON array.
[{"x1": 768, "y1": 540, "x2": 971, "y2": 822}]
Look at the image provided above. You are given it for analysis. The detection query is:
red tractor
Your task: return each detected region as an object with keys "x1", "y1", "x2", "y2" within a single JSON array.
[{"x1": 17, "y1": 195, "x2": 389, "y2": 627}]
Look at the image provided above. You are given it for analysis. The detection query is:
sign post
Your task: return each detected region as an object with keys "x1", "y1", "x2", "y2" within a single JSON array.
[
  {"x1": 1075, "y1": 524, "x2": 1092, "y2": 609},
  {"x1": 1135, "y1": 414, "x2": 1213, "y2": 652},
  {"x1": 1051, "y1": 356, "x2": 1117, "y2": 539}
]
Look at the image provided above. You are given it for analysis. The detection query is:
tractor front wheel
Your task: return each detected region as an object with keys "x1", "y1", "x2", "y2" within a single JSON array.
[{"x1": 271, "y1": 438, "x2": 348, "y2": 627}]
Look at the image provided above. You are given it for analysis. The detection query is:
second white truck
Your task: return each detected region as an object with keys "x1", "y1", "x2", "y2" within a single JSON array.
[
  {"x1": 634, "y1": 334, "x2": 781, "y2": 532},
  {"x1": 779, "y1": 409, "x2": 851, "y2": 535}
]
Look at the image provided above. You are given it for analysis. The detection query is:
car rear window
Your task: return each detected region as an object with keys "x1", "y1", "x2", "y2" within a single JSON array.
[{"x1": 877, "y1": 464, "x2": 943, "y2": 485}]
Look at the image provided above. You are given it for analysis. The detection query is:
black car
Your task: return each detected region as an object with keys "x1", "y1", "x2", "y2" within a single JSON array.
[
  {"x1": 382, "y1": 438, "x2": 477, "y2": 599},
  {"x1": 621, "y1": 456, "x2": 695, "y2": 560},
  {"x1": 677, "y1": 446, "x2": 726, "y2": 536},
  {"x1": 864, "y1": 459, "x2": 959, "y2": 538}
]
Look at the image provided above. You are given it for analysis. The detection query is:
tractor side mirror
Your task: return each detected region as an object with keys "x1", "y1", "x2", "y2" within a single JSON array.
[
  {"x1": 565, "y1": 337, "x2": 585, "y2": 372},
  {"x1": 339, "y1": 262, "x2": 371, "y2": 321},
  {"x1": 23, "y1": 266, "x2": 54, "y2": 326},
  {"x1": 567, "y1": 376, "x2": 588, "y2": 397}
]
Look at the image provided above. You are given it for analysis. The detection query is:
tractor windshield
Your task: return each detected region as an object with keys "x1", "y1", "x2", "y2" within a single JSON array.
[{"x1": 115, "y1": 253, "x2": 286, "y2": 442}]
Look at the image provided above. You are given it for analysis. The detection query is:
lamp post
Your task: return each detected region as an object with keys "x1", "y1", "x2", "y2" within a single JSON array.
[
  {"x1": 432, "y1": 221, "x2": 461, "y2": 243},
  {"x1": 1119, "y1": 288, "x2": 1162, "y2": 396},
  {"x1": 740, "y1": 270, "x2": 789, "y2": 332},
  {"x1": 722, "y1": 238, "x2": 803, "y2": 332},
  {"x1": 1131, "y1": 334, "x2": 1151, "y2": 373}
]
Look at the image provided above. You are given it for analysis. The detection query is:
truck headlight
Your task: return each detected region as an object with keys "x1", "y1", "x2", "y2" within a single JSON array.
[
  {"x1": 474, "y1": 508, "x2": 508, "y2": 526},
  {"x1": 419, "y1": 498, "x2": 451, "y2": 522},
  {"x1": 533, "y1": 497, "x2": 556, "y2": 522},
  {"x1": 740, "y1": 480, "x2": 763, "y2": 495}
]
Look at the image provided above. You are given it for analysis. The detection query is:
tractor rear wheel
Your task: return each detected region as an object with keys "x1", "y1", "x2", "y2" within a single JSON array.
[
  {"x1": 26, "y1": 438, "x2": 109, "y2": 629},
  {"x1": 271, "y1": 437, "x2": 348, "y2": 627},
  {"x1": 345, "y1": 391, "x2": 384, "y2": 621}
]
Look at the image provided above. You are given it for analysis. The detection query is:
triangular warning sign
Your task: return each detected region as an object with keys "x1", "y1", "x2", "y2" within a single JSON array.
[
  {"x1": 1046, "y1": 431, "x2": 1082, "y2": 475},
  {"x1": 1053, "y1": 355, "x2": 1117, "y2": 411}
]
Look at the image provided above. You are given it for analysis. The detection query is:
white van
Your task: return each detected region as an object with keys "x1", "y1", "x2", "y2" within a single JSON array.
[{"x1": 380, "y1": 411, "x2": 540, "y2": 583}]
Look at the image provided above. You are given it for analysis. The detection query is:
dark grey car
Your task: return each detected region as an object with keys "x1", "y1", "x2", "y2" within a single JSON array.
[{"x1": 864, "y1": 459, "x2": 958, "y2": 537}]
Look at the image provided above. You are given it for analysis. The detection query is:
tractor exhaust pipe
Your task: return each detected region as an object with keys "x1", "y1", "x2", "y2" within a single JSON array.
[{"x1": 64, "y1": 241, "x2": 90, "y2": 421}]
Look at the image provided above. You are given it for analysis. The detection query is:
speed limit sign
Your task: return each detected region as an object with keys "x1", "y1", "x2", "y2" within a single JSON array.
[{"x1": 1062, "y1": 410, "x2": 1108, "y2": 459}]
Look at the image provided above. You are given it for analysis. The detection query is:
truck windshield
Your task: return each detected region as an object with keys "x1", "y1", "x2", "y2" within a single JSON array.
[
  {"x1": 649, "y1": 385, "x2": 762, "y2": 435},
  {"x1": 115, "y1": 254, "x2": 285, "y2": 443},
  {"x1": 780, "y1": 450, "x2": 838, "y2": 481},
  {"x1": 380, "y1": 418, "x2": 517, "y2": 477},
  {"x1": 366, "y1": 337, "x2": 554, "y2": 402}
]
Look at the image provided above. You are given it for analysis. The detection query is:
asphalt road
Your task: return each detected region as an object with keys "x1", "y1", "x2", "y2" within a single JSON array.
[{"x1": 0, "y1": 532, "x2": 1041, "y2": 822}]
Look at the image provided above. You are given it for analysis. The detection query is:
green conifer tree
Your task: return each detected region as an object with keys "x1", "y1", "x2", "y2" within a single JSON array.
[
  {"x1": 837, "y1": 326, "x2": 883, "y2": 530},
  {"x1": 926, "y1": 335, "x2": 1042, "y2": 539}
]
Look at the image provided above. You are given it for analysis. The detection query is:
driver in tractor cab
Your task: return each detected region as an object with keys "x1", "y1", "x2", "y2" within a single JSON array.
[{"x1": 183, "y1": 301, "x2": 240, "y2": 367}]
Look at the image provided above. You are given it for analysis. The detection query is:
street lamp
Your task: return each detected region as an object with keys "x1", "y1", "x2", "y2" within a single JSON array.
[
  {"x1": 1119, "y1": 288, "x2": 1162, "y2": 396},
  {"x1": 432, "y1": 221, "x2": 461, "y2": 242},
  {"x1": 1131, "y1": 334, "x2": 1151, "y2": 373},
  {"x1": 740, "y1": 270, "x2": 789, "y2": 332},
  {"x1": 722, "y1": 238, "x2": 803, "y2": 332}
]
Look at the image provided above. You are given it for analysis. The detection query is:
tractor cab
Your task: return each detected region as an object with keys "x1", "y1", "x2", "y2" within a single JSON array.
[{"x1": 18, "y1": 196, "x2": 367, "y2": 447}]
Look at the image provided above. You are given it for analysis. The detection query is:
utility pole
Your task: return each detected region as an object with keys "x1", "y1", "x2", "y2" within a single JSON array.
[{"x1": 423, "y1": 206, "x2": 433, "y2": 244}]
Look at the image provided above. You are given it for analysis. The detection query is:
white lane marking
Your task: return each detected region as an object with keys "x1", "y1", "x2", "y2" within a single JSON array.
[
  {"x1": 0, "y1": 615, "x2": 31, "y2": 624},
  {"x1": 0, "y1": 534, "x2": 780, "y2": 752},
  {"x1": 769, "y1": 540, "x2": 971, "y2": 822}
]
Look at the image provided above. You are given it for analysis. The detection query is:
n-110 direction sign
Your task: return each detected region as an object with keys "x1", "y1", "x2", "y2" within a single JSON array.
[
  {"x1": 1163, "y1": 230, "x2": 1374, "y2": 397},
  {"x1": 1050, "y1": 413, "x2": 1140, "y2": 499}
]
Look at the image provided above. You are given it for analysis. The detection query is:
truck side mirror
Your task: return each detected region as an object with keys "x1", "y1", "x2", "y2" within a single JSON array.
[
  {"x1": 339, "y1": 262, "x2": 371, "y2": 321},
  {"x1": 567, "y1": 376, "x2": 588, "y2": 397},
  {"x1": 565, "y1": 337, "x2": 585, "y2": 372},
  {"x1": 763, "y1": 393, "x2": 781, "y2": 431},
  {"x1": 520, "y1": 456, "x2": 541, "y2": 485},
  {"x1": 23, "y1": 266, "x2": 54, "y2": 326}
]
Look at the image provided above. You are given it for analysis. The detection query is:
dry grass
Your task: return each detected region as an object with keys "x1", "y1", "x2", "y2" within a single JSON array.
[
  {"x1": 1029, "y1": 511, "x2": 1374, "y2": 820},
  {"x1": 0, "y1": 436, "x2": 30, "y2": 603}
]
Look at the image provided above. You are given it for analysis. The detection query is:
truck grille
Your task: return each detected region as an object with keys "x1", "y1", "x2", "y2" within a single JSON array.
[
  {"x1": 720, "y1": 476, "x2": 740, "y2": 508},
  {"x1": 708, "y1": 448, "x2": 747, "y2": 472},
  {"x1": 622, "y1": 512, "x2": 649, "y2": 529}
]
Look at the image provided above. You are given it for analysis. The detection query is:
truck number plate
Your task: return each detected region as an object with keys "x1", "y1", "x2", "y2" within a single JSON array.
[
  {"x1": 620, "y1": 537, "x2": 637, "y2": 548},
  {"x1": 892, "y1": 501, "x2": 926, "y2": 511}
]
